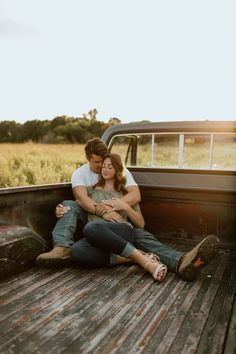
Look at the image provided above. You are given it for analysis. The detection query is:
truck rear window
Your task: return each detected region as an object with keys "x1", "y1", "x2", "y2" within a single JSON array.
[{"x1": 109, "y1": 133, "x2": 236, "y2": 170}]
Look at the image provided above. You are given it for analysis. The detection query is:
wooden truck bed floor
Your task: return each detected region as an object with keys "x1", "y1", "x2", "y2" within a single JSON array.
[{"x1": 0, "y1": 245, "x2": 235, "y2": 354}]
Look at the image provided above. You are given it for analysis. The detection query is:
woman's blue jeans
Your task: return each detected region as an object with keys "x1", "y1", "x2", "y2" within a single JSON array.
[{"x1": 71, "y1": 221, "x2": 135, "y2": 266}]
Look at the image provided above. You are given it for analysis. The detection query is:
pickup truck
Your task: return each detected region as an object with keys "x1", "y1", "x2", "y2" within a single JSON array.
[{"x1": 0, "y1": 121, "x2": 235, "y2": 354}]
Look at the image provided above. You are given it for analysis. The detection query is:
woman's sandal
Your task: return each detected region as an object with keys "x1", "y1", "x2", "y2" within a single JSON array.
[
  {"x1": 138, "y1": 250, "x2": 160, "y2": 262},
  {"x1": 145, "y1": 258, "x2": 167, "y2": 282},
  {"x1": 146, "y1": 253, "x2": 160, "y2": 262}
]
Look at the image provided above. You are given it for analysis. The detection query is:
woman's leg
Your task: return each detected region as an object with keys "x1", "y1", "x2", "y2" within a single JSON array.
[
  {"x1": 83, "y1": 221, "x2": 135, "y2": 257},
  {"x1": 71, "y1": 238, "x2": 134, "y2": 267},
  {"x1": 83, "y1": 221, "x2": 167, "y2": 282},
  {"x1": 128, "y1": 249, "x2": 167, "y2": 282},
  {"x1": 71, "y1": 238, "x2": 110, "y2": 267}
]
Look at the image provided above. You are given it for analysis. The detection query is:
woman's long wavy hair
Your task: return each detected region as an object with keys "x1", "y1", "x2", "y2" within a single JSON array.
[{"x1": 97, "y1": 153, "x2": 126, "y2": 193}]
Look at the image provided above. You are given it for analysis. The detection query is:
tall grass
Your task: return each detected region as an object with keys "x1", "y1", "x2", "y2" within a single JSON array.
[
  {"x1": 1, "y1": 140, "x2": 235, "y2": 188},
  {"x1": 0, "y1": 143, "x2": 86, "y2": 188}
]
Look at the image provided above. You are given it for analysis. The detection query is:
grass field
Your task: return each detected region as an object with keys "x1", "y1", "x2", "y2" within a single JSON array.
[
  {"x1": 1, "y1": 140, "x2": 235, "y2": 188},
  {"x1": 0, "y1": 143, "x2": 86, "y2": 188}
]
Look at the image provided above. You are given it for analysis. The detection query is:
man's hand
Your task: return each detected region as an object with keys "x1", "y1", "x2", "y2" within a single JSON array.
[{"x1": 55, "y1": 204, "x2": 70, "y2": 218}]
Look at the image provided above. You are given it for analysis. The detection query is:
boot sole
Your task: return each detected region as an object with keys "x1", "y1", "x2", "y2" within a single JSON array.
[
  {"x1": 179, "y1": 234, "x2": 220, "y2": 281},
  {"x1": 36, "y1": 256, "x2": 72, "y2": 268}
]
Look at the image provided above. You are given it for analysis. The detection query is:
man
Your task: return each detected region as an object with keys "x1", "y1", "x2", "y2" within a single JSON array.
[{"x1": 36, "y1": 138, "x2": 219, "y2": 281}]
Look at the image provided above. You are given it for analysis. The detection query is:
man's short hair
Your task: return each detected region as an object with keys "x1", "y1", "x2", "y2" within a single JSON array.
[{"x1": 84, "y1": 138, "x2": 108, "y2": 159}]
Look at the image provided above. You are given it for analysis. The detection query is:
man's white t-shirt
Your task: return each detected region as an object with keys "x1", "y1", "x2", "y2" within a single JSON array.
[{"x1": 71, "y1": 162, "x2": 137, "y2": 188}]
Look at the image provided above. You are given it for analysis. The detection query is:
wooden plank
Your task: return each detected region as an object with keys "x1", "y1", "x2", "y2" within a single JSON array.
[
  {"x1": 0, "y1": 266, "x2": 122, "y2": 351},
  {"x1": 222, "y1": 252, "x2": 236, "y2": 354},
  {"x1": 0, "y1": 268, "x2": 78, "y2": 338},
  {"x1": 63, "y1": 274, "x2": 183, "y2": 354},
  {"x1": 0, "y1": 268, "x2": 67, "y2": 306},
  {"x1": 0, "y1": 266, "x2": 137, "y2": 353},
  {"x1": 21, "y1": 267, "x2": 148, "y2": 354},
  {"x1": 224, "y1": 297, "x2": 236, "y2": 354},
  {"x1": 0, "y1": 248, "x2": 235, "y2": 354},
  {"x1": 197, "y1": 251, "x2": 236, "y2": 354},
  {"x1": 0, "y1": 267, "x2": 53, "y2": 297},
  {"x1": 168, "y1": 252, "x2": 229, "y2": 354},
  {"x1": 110, "y1": 253, "x2": 227, "y2": 354}
]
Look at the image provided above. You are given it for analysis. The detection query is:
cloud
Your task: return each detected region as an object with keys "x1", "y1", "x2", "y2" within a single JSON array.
[{"x1": 0, "y1": 18, "x2": 40, "y2": 37}]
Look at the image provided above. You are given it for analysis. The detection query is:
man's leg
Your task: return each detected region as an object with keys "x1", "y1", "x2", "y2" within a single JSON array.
[
  {"x1": 178, "y1": 234, "x2": 220, "y2": 281},
  {"x1": 134, "y1": 228, "x2": 219, "y2": 281},
  {"x1": 52, "y1": 200, "x2": 87, "y2": 247},
  {"x1": 36, "y1": 200, "x2": 87, "y2": 266}
]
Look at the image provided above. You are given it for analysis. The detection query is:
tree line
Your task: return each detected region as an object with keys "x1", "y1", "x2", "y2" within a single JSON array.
[{"x1": 0, "y1": 111, "x2": 121, "y2": 144}]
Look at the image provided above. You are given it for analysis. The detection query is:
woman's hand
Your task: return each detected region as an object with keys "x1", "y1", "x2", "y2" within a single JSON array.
[
  {"x1": 103, "y1": 198, "x2": 145, "y2": 228},
  {"x1": 102, "y1": 198, "x2": 128, "y2": 212},
  {"x1": 102, "y1": 210, "x2": 125, "y2": 223},
  {"x1": 95, "y1": 202, "x2": 113, "y2": 216},
  {"x1": 55, "y1": 204, "x2": 70, "y2": 218}
]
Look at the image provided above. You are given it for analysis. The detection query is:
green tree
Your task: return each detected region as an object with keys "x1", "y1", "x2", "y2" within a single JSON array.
[
  {"x1": 21, "y1": 120, "x2": 50, "y2": 142},
  {"x1": 0, "y1": 111, "x2": 122, "y2": 143},
  {"x1": 108, "y1": 117, "x2": 121, "y2": 126},
  {"x1": 0, "y1": 121, "x2": 22, "y2": 142}
]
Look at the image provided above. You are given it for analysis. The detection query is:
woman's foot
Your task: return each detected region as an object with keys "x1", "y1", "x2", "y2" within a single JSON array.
[
  {"x1": 144, "y1": 255, "x2": 167, "y2": 282},
  {"x1": 116, "y1": 255, "x2": 136, "y2": 265}
]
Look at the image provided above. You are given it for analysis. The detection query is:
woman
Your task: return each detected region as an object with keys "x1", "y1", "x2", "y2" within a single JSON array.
[{"x1": 71, "y1": 154, "x2": 167, "y2": 282}]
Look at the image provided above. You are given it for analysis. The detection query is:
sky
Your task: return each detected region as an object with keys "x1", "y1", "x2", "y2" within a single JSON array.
[{"x1": 0, "y1": 0, "x2": 236, "y2": 124}]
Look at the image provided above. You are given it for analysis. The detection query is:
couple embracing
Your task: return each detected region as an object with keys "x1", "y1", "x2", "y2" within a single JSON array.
[{"x1": 36, "y1": 138, "x2": 219, "y2": 283}]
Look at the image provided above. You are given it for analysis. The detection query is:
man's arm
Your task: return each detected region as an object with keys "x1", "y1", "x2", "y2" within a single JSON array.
[
  {"x1": 72, "y1": 186, "x2": 97, "y2": 214},
  {"x1": 120, "y1": 185, "x2": 141, "y2": 206},
  {"x1": 102, "y1": 185, "x2": 141, "y2": 208},
  {"x1": 120, "y1": 168, "x2": 141, "y2": 206},
  {"x1": 72, "y1": 186, "x2": 122, "y2": 222}
]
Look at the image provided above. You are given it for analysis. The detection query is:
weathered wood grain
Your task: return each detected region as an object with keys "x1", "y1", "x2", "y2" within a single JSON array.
[{"x1": 0, "y1": 247, "x2": 235, "y2": 354}]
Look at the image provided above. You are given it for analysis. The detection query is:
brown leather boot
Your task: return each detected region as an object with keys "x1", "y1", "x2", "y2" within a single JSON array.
[
  {"x1": 178, "y1": 234, "x2": 220, "y2": 281},
  {"x1": 36, "y1": 246, "x2": 71, "y2": 267}
]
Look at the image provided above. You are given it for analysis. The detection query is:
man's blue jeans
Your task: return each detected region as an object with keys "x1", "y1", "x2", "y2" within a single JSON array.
[
  {"x1": 52, "y1": 200, "x2": 184, "y2": 273},
  {"x1": 52, "y1": 200, "x2": 87, "y2": 247},
  {"x1": 133, "y1": 228, "x2": 183, "y2": 273}
]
